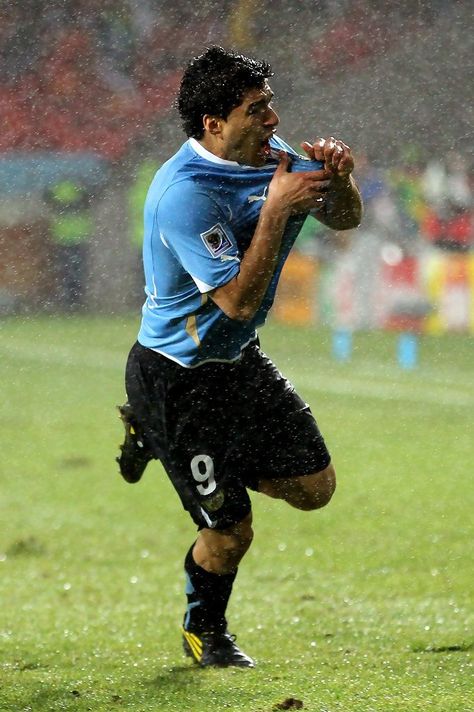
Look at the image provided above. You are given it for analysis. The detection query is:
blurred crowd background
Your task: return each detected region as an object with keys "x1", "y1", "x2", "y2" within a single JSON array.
[{"x1": 0, "y1": 0, "x2": 472, "y2": 335}]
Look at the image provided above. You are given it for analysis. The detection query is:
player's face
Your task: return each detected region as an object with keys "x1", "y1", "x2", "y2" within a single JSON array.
[{"x1": 221, "y1": 83, "x2": 279, "y2": 167}]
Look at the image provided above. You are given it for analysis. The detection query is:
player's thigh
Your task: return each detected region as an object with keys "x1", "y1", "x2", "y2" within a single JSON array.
[
  {"x1": 163, "y1": 446, "x2": 251, "y2": 531},
  {"x1": 254, "y1": 404, "x2": 335, "y2": 510},
  {"x1": 163, "y1": 369, "x2": 252, "y2": 531},
  {"x1": 125, "y1": 342, "x2": 251, "y2": 530},
  {"x1": 247, "y1": 392, "x2": 332, "y2": 492},
  {"x1": 232, "y1": 343, "x2": 332, "y2": 487},
  {"x1": 259, "y1": 463, "x2": 336, "y2": 510}
]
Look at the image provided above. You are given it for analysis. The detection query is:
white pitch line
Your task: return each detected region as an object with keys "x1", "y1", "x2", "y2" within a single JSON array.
[
  {"x1": 0, "y1": 341, "x2": 126, "y2": 371},
  {"x1": 2, "y1": 341, "x2": 474, "y2": 409},
  {"x1": 289, "y1": 372, "x2": 474, "y2": 409}
]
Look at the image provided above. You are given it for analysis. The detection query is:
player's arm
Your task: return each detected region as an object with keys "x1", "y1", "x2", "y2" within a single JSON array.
[
  {"x1": 301, "y1": 137, "x2": 362, "y2": 230},
  {"x1": 210, "y1": 152, "x2": 332, "y2": 321}
]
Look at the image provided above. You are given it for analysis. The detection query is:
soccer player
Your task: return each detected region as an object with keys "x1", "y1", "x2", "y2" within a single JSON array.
[{"x1": 118, "y1": 46, "x2": 362, "y2": 668}]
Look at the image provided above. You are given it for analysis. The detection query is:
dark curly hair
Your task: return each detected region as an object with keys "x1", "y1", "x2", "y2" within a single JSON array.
[{"x1": 177, "y1": 46, "x2": 273, "y2": 139}]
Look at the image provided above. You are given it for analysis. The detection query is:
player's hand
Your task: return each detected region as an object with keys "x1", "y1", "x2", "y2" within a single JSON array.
[
  {"x1": 266, "y1": 151, "x2": 332, "y2": 214},
  {"x1": 301, "y1": 137, "x2": 354, "y2": 179}
]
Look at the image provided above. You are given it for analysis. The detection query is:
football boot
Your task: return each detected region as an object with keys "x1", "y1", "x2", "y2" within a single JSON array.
[
  {"x1": 182, "y1": 627, "x2": 255, "y2": 668},
  {"x1": 116, "y1": 402, "x2": 152, "y2": 483}
]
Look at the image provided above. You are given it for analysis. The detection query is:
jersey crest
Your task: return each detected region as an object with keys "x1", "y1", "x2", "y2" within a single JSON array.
[{"x1": 200, "y1": 223, "x2": 233, "y2": 257}]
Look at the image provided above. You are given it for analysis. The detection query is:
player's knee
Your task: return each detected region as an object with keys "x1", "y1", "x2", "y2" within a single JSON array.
[
  {"x1": 226, "y1": 516, "x2": 254, "y2": 556},
  {"x1": 216, "y1": 531, "x2": 253, "y2": 572},
  {"x1": 202, "y1": 513, "x2": 254, "y2": 569},
  {"x1": 295, "y1": 464, "x2": 336, "y2": 511}
]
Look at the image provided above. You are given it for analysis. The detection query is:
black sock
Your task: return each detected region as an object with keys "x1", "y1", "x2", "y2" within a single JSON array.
[{"x1": 183, "y1": 544, "x2": 237, "y2": 633}]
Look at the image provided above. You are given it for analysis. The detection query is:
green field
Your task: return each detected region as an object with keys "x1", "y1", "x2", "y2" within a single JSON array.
[{"x1": 1, "y1": 315, "x2": 472, "y2": 712}]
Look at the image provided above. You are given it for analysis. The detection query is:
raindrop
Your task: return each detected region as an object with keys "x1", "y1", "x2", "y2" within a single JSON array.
[{"x1": 381, "y1": 243, "x2": 403, "y2": 266}]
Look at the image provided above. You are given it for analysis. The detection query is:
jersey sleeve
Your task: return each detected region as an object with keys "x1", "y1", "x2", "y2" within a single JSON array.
[{"x1": 157, "y1": 180, "x2": 240, "y2": 293}]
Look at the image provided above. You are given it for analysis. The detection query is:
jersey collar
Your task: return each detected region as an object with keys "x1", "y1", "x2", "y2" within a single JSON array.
[
  {"x1": 188, "y1": 137, "x2": 241, "y2": 166},
  {"x1": 188, "y1": 137, "x2": 270, "y2": 170}
]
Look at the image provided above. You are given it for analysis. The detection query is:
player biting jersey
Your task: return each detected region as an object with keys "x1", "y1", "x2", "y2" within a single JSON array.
[
  {"x1": 118, "y1": 46, "x2": 362, "y2": 668},
  {"x1": 139, "y1": 135, "x2": 325, "y2": 366}
]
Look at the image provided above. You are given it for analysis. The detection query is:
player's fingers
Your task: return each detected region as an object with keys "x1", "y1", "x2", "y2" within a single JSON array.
[
  {"x1": 275, "y1": 150, "x2": 291, "y2": 172},
  {"x1": 335, "y1": 145, "x2": 354, "y2": 175},
  {"x1": 300, "y1": 141, "x2": 314, "y2": 158},
  {"x1": 312, "y1": 138, "x2": 326, "y2": 161},
  {"x1": 323, "y1": 136, "x2": 337, "y2": 165},
  {"x1": 330, "y1": 140, "x2": 346, "y2": 170}
]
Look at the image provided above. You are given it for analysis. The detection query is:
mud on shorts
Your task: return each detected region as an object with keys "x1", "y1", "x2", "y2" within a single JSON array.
[{"x1": 125, "y1": 340, "x2": 331, "y2": 530}]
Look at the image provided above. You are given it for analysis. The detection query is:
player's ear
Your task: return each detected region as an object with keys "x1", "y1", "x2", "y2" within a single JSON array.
[{"x1": 203, "y1": 115, "x2": 224, "y2": 136}]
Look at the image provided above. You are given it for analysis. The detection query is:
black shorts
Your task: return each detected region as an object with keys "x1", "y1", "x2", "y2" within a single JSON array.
[{"x1": 125, "y1": 340, "x2": 331, "y2": 530}]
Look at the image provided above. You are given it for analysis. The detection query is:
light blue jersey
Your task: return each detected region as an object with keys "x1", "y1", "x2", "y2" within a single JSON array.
[{"x1": 138, "y1": 135, "x2": 323, "y2": 366}]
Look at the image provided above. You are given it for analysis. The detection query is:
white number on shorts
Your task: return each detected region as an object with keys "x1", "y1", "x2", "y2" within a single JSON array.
[{"x1": 190, "y1": 454, "x2": 216, "y2": 496}]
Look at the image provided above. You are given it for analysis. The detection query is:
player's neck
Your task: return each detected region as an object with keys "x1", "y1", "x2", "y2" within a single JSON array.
[{"x1": 198, "y1": 135, "x2": 228, "y2": 161}]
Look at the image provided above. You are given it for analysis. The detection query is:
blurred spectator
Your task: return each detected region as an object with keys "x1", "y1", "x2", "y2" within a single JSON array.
[
  {"x1": 309, "y1": 0, "x2": 391, "y2": 76},
  {"x1": 422, "y1": 155, "x2": 472, "y2": 211},
  {"x1": 388, "y1": 144, "x2": 429, "y2": 249},
  {"x1": 421, "y1": 153, "x2": 472, "y2": 252},
  {"x1": 44, "y1": 178, "x2": 95, "y2": 310},
  {"x1": 0, "y1": 1, "x2": 183, "y2": 158},
  {"x1": 421, "y1": 200, "x2": 473, "y2": 253}
]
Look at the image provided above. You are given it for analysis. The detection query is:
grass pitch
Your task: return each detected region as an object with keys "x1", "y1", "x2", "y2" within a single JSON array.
[{"x1": 0, "y1": 315, "x2": 472, "y2": 712}]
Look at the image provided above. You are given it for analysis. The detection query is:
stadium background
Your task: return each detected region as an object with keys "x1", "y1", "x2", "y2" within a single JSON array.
[{"x1": 0, "y1": 0, "x2": 472, "y2": 332}]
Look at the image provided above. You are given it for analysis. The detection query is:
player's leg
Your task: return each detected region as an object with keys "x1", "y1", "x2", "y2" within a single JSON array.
[
  {"x1": 129, "y1": 347, "x2": 256, "y2": 667},
  {"x1": 183, "y1": 513, "x2": 254, "y2": 636},
  {"x1": 239, "y1": 343, "x2": 335, "y2": 512},
  {"x1": 181, "y1": 512, "x2": 255, "y2": 667},
  {"x1": 193, "y1": 511, "x2": 254, "y2": 574},
  {"x1": 119, "y1": 343, "x2": 255, "y2": 666},
  {"x1": 258, "y1": 463, "x2": 336, "y2": 510},
  {"x1": 173, "y1": 454, "x2": 255, "y2": 668}
]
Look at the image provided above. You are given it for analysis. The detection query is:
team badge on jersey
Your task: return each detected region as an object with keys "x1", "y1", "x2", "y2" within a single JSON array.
[
  {"x1": 200, "y1": 223, "x2": 233, "y2": 257},
  {"x1": 202, "y1": 489, "x2": 225, "y2": 513}
]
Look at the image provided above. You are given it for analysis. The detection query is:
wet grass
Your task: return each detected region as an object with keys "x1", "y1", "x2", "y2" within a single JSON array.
[{"x1": 1, "y1": 315, "x2": 473, "y2": 712}]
